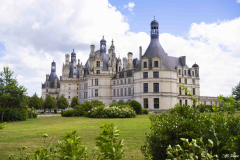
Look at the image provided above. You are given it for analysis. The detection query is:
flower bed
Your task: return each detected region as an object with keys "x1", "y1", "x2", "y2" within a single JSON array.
[{"x1": 87, "y1": 106, "x2": 136, "y2": 118}]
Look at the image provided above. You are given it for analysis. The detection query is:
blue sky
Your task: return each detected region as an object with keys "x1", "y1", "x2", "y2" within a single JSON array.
[
  {"x1": 110, "y1": 0, "x2": 240, "y2": 36},
  {"x1": 0, "y1": 0, "x2": 240, "y2": 97}
]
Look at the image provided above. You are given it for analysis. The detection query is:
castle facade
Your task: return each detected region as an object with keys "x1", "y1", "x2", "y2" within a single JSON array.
[{"x1": 41, "y1": 19, "x2": 219, "y2": 111}]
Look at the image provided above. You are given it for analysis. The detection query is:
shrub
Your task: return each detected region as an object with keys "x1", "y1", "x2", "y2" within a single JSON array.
[
  {"x1": 141, "y1": 104, "x2": 240, "y2": 160},
  {"x1": 0, "y1": 122, "x2": 6, "y2": 131},
  {"x1": 74, "y1": 105, "x2": 87, "y2": 116},
  {"x1": 141, "y1": 109, "x2": 149, "y2": 114},
  {"x1": 54, "y1": 108, "x2": 57, "y2": 113},
  {"x1": 0, "y1": 107, "x2": 28, "y2": 121},
  {"x1": 129, "y1": 100, "x2": 142, "y2": 114},
  {"x1": 27, "y1": 107, "x2": 38, "y2": 118},
  {"x1": 196, "y1": 104, "x2": 213, "y2": 113},
  {"x1": 88, "y1": 106, "x2": 136, "y2": 118},
  {"x1": 61, "y1": 110, "x2": 75, "y2": 117}
]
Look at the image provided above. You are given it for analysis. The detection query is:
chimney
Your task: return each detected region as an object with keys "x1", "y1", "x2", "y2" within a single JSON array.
[{"x1": 139, "y1": 46, "x2": 142, "y2": 61}]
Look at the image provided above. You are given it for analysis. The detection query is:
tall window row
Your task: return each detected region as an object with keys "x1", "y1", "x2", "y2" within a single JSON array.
[
  {"x1": 112, "y1": 78, "x2": 133, "y2": 85},
  {"x1": 143, "y1": 98, "x2": 160, "y2": 109},
  {"x1": 113, "y1": 88, "x2": 133, "y2": 96},
  {"x1": 143, "y1": 83, "x2": 159, "y2": 93}
]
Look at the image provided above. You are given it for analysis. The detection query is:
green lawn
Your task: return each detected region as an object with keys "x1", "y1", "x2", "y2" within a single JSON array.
[{"x1": 0, "y1": 114, "x2": 152, "y2": 160}]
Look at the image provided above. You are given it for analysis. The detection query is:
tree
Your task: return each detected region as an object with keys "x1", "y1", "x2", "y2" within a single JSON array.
[
  {"x1": 57, "y1": 94, "x2": 69, "y2": 109},
  {"x1": 29, "y1": 93, "x2": 41, "y2": 109},
  {"x1": 39, "y1": 96, "x2": 44, "y2": 109},
  {"x1": 0, "y1": 66, "x2": 27, "y2": 123},
  {"x1": 232, "y1": 82, "x2": 240, "y2": 101},
  {"x1": 129, "y1": 100, "x2": 142, "y2": 114},
  {"x1": 70, "y1": 96, "x2": 80, "y2": 108},
  {"x1": 43, "y1": 94, "x2": 56, "y2": 112}
]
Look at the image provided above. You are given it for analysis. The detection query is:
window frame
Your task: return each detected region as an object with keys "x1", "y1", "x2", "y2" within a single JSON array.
[
  {"x1": 144, "y1": 83, "x2": 148, "y2": 93},
  {"x1": 154, "y1": 83, "x2": 159, "y2": 93},
  {"x1": 143, "y1": 72, "x2": 148, "y2": 78},
  {"x1": 154, "y1": 98, "x2": 159, "y2": 108},
  {"x1": 153, "y1": 72, "x2": 159, "y2": 78}
]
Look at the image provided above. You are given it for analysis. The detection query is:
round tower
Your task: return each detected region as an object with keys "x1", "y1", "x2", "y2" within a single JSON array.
[{"x1": 150, "y1": 18, "x2": 159, "y2": 40}]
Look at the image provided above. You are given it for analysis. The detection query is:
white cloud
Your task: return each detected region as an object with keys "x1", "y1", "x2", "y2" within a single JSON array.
[
  {"x1": 128, "y1": 2, "x2": 135, "y2": 12},
  {"x1": 237, "y1": 0, "x2": 240, "y2": 3},
  {"x1": 0, "y1": 0, "x2": 239, "y2": 98}
]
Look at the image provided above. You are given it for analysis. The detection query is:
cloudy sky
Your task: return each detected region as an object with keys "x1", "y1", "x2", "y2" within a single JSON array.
[{"x1": 0, "y1": 0, "x2": 240, "y2": 97}]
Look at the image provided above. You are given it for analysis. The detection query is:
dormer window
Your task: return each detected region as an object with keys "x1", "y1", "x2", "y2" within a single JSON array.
[
  {"x1": 144, "y1": 62, "x2": 147, "y2": 68},
  {"x1": 192, "y1": 71, "x2": 194, "y2": 76},
  {"x1": 96, "y1": 70, "x2": 100, "y2": 74},
  {"x1": 184, "y1": 70, "x2": 186, "y2": 76},
  {"x1": 96, "y1": 61, "x2": 100, "y2": 67},
  {"x1": 178, "y1": 69, "x2": 181, "y2": 75},
  {"x1": 154, "y1": 61, "x2": 158, "y2": 67}
]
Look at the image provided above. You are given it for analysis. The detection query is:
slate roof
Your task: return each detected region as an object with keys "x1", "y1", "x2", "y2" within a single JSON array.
[
  {"x1": 168, "y1": 56, "x2": 188, "y2": 68},
  {"x1": 112, "y1": 69, "x2": 134, "y2": 79}
]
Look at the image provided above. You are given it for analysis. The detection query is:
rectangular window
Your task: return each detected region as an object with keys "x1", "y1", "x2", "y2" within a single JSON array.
[
  {"x1": 96, "y1": 70, "x2": 100, "y2": 74},
  {"x1": 192, "y1": 79, "x2": 195, "y2": 85},
  {"x1": 125, "y1": 88, "x2": 126, "y2": 96},
  {"x1": 153, "y1": 72, "x2": 159, "y2": 78},
  {"x1": 180, "y1": 100, "x2": 182, "y2": 105},
  {"x1": 96, "y1": 61, "x2": 100, "y2": 67},
  {"x1": 144, "y1": 62, "x2": 147, "y2": 68},
  {"x1": 117, "y1": 89, "x2": 119, "y2": 96},
  {"x1": 144, "y1": 83, "x2": 148, "y2": 93},
  {"x1": 144, "y1": 98, "x2": 148, "y2": 108},
  {"x1": 46, "y1": 89, "x2": 48, "y2": 92},
  {"x1": 154, "y1": 83, "x2": 159, "y2": 93},
  {"x1": 128, "y1": 79, "x2": 131, "y2": 84},
  {"x1": 92, "y1": 89, "x2": 93, "y2": 97},
  {"x1": 185, "y1": 100, "x2": 187, "y2": 106},
  {"x1": 113, "y1": 81, "x2": 116, "y2": 85},
  {"x1": 121, "y1": 80, "x2": 123, "y2": 85},
  {"x1": 193, "y1": 88, "x2": 195, "y2": 95},
  {"x1": 204, "y1": 101, "x2": 206, "y2": 105},
  {"x1": 133, "y1": 87, "x2": 134, "y2": 95},
  {"x1": 179, "y1": 69, "x2": 181, "y2": 75},
  {"x1": 92, "y1": 79, "x2": 93, "y2": 86},
  {"x1": 154, "y1": 98, "x2": 159, "y2": 108},
  {"x1": 179, "y1": 87, "x2": 181, "y2": 95},
  {"x1": 179, "y1": 78, "x2": 181, "y2": 83},
  {"x1": 185, "y1": 79, "x2": 187, "y2": 84},
  {"x1": 192, "y1": 71, "x2": 194, "y2": 76},
  {"x1": 95, "y1": 79, "x2": 98, "y2": 86},
  {"x1": 121, "y1": 88, "x2": 123, "y2": 96},
  {"x1": 124, "y1": 79, "x2": 126, "y2": 84},
  {"x1": 77, "y1": 87, "x2": 78, "y2": 90},
  {"x1": 185, "y1": 90, "x2": 187, "y2": 95},
  {"x1": 95, "y1": 89, "x2": 98, "y2": 97},
  {"x1": 154, "y1": 61, "x2": 158, "y2": 67},
  {"x1": 210, "y1": 101, "x2": 212, "y2": 105},
  {"x1": 184, "y1": 70, "x2": 186, "y2": 75},
  {"x1": 69, "y1": 96, "x2": 70, "y2": 99},
  {"x1": 128, "y1": 88, "x2": 131, "y2": 96},
  {"x1": 117, "y1": 80, "x2": 119, "y2": 85},
  {"x1": 113, "y1": 89, "x2": 116, "y2": 96},
  {"x1": 143, "y1": 72, "x2": 148, "y2": 78}
]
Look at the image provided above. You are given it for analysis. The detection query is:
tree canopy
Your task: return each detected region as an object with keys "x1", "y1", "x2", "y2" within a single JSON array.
[
  {"x1": 70, "y1": 96, "x2": 80, "y2": 108},
  {"x1": 43, "y1": 94, "x2": 56, "y2": 111},
  {"x1": 29, "y1": 93, "x2": 42, "y2": 109},
  {"x1": 57, "y1": 94, "x2": 69, "y2": 109},
  {"x1": 232, "y1": 82, "x2": 240, "y2": 101},
  {"x1": 0, "y1": 66, "x2": 27, "y2": 123}
]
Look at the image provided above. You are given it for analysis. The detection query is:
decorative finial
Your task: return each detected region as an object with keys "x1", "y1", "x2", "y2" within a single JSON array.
[
  {"x1": 112, "y1": 39, "x2": 114, "y2": 45},
  {"x1": 103, "y1": 35, "x2": 104, "y2": 39},
  {"x1": 154, "y1": 15, "x2": 155, "y2": 20},
  {"x1": 73, "y1": 46, "x2": 74, "y2": 52},
  {"x1": 53, "y1": 60, "x2": 54, "y2": 62}
]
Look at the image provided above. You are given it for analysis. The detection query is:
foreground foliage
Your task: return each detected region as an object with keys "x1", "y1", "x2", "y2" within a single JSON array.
[
  {"x1": 8, "y1": 123, "x2": 124, "y2": 160},
  {"x1": 141, "y1": 104, "x2": 240, "y2": 160}
]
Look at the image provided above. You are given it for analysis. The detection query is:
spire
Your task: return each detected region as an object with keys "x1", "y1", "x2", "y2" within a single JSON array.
[
  {"x1": 103, "y1": 35, "x2": 104, "y2": 39},
  {"x1": 112, "y1": 39, "x2": 114, "y2": 45},
  {"x1": 154, "y1": 15, "x2": 155, "y2": 20}
]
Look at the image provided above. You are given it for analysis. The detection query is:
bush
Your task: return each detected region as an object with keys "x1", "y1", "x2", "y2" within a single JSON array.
[
  {"x1": 141, "y1": 103, "x2": 240, "y2": 160},
  {"x1": 141, "y1": 109, "x2": 149, "y2": 114},
  {"x1": 54, "y1": 108, "x2": 57, "y2": 113},
  {"x1": 0, "y1": 122, "x2": 6, "y2": 130},
  {"x1": 129, "y1": 100, "x2": 142, "y2": 114},
  {"x1": 0, "y1": 107, "x2": 28, "y2": 121},
  {"x1": 74, "y1": 105, "x2": 87, "y2": 116},
  {"x1": 196, "y1": 104, "x2": 213, "y2": 112},
  {"x1": 88, "y1": 106, "x2": 136, "y2": 118},
  {"x1": 61, "y1": 110, "x2": 75, "y2": 117},
  {"x1": 27, "y1": 107, "x2": 38, "y2": 118}
]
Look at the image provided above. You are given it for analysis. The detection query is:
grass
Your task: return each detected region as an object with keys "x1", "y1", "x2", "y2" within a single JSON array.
[{"x1": 0, "y1": 114, "x2": 153, "y2": 160}]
